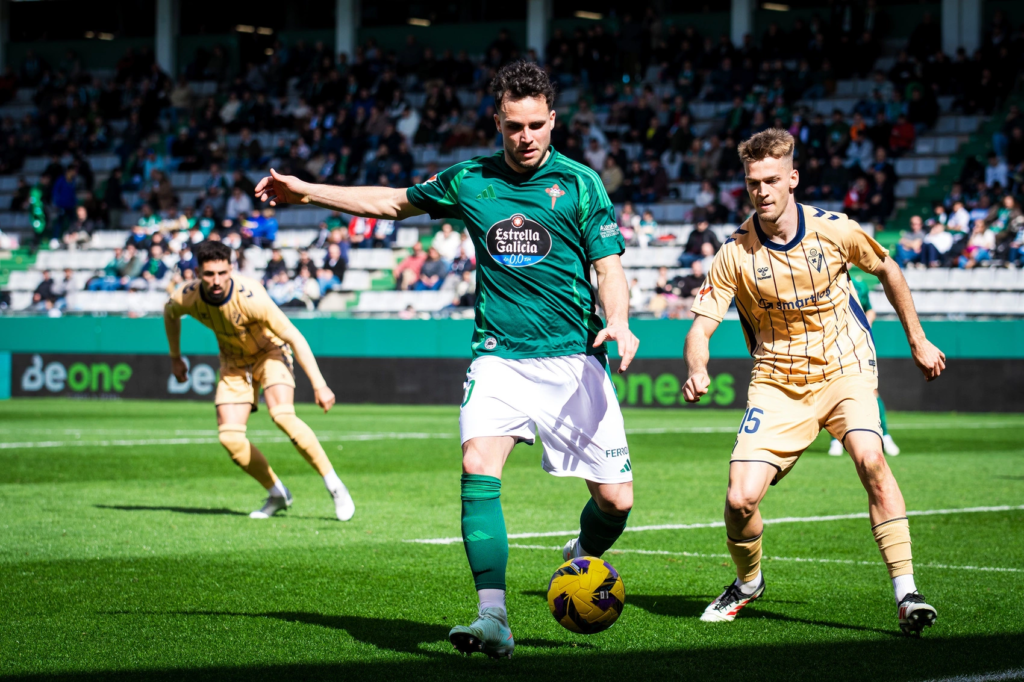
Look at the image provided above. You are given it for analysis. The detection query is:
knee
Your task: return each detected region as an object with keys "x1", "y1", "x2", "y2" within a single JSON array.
[
  {"x1": 725, "y1": 490, "x2": 759, "y2": 521},
  {"x1": 218, "y1": 425, "x2": 251, "y2": 467},
  {"x1": 461, "y1": 445, "x2": 490, "y2": 476},
  {"x1": 596, "y1": 484, "x2": 633, "y2": 516},
  {"x1": 855, "y1": 448, "x2": 889, "y2": 483},
  {"x1": 268, "y1": 404, "x2": 296, "y2": 427}
]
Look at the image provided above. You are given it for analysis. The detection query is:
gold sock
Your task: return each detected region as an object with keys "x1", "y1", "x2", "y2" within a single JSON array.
[
  {"x1": 218, "y1": 424, "x2": 277, "y2": 489},
  {"x1": 726, "y1": 532, "x2": 763, "y2": 583},
  {"x1": 268, "y1": 404, "x2": 332, "y2": 476},
  {"x1": 872, "y1": 516, "x2": 913, "y2": 578}
]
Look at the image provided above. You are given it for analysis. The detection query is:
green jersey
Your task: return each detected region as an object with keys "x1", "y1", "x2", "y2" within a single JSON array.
[
  {"x1": 851, "y1": 277, "x2": 873, "y2": 315},
  {"x1": 406, "y1": 147, "x2": 624, "y2": 359}
]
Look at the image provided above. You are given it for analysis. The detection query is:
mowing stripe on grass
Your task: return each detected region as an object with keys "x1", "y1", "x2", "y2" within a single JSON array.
[
  {"x1": 918, "y1": 668, "x2": 1024, "y2": 682},
  {"x1": 507, "y1": 544, "x2": 1024, "y2": 573},
  {"x1": 2, "y1": 419, "x2": 1022, "y2": 446},
  {"x1": 408, "y1": 505, "x2": 1024, "y2": 545},
  {"x1": 0, "y1": 432, "x2": 458, "y2": 449}
]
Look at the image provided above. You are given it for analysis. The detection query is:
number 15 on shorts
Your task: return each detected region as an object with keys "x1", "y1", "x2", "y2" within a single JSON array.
[{"x1": 738, "y1": 407, "x2": 763, "y2": 434}]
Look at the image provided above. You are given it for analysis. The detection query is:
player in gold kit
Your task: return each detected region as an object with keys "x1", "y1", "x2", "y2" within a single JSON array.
[
  {"x1": 164, "y1": 240, "x2": 355, "y2": 521},
  {"x1": 683, "y1": 129, "x2": 945, "y2": 635}
]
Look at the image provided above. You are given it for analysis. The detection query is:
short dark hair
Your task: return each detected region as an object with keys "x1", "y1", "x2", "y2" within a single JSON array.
[
  {"x1": 194, "y1": 240, "x2": 232, "y2": 266},
  {"x1": 491, "y1": 60, "x2": 556, "y2": 110}
]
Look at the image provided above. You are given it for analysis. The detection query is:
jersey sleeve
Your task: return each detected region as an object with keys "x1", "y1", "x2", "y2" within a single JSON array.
[
  {"x1": 579, "y1": 175, "x2": 625, "y2": 261},
  {"x1": 164, "y1": 282, "x2": 194, "y2": 319},
  {"x1": 690, "y1": 247, "x2": 738, "y2": 323},
  {"x1": 843, "y1": 219, "x2": 890, "y2": 273},
  {"x1": 405, "y1": 162, "x2": 471, "y2": 220}
]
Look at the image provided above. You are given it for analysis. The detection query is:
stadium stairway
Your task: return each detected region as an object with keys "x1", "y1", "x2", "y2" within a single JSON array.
[{"x1": 884, "y1": 90, "x2": 1024, "y2": 249}]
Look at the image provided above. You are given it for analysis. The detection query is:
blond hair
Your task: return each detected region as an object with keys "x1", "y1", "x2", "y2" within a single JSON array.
[{"x1": 738, "y1": 128, "x2": 795, "y2": 165}]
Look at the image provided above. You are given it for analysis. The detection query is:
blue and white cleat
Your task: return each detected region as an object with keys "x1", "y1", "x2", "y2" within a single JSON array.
[{"x1": 449, "y1": 607, "x2": 515, "y2": 659}]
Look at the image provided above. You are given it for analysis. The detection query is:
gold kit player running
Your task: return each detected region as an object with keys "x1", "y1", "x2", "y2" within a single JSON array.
[
  {"x1": 683, "y1": 129, "x2": 947, "y2": 636},
  {"x1": 163, "y1": 240, "x2": 355, "y2": 521}
]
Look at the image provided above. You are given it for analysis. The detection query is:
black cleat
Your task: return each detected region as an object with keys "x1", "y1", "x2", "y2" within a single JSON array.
[{"x1": 898, "y1": 592, "x2": 937, "y2": 636}]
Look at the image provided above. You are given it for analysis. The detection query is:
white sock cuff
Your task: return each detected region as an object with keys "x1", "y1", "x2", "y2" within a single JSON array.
[
  {"x1": 736, "y1": 570, "x2": 762, "y2": 595},
  {"x1": 323, "y1": 469, "x2": 344, "y2": 491},
  {"x1": 893, "y1": 574, "x2": 917, "y2": 603},
  {"x1": 477, "y1": 588, "x2": 506, "y2": 613},
  {"x1": 268, "y1": 480, "x2": 287, "y2": 498}
]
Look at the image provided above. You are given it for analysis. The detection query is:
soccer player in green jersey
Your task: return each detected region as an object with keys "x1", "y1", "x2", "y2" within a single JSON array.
[{"x1": 255, "y1": 61, "x2": 640, "y2": 659}]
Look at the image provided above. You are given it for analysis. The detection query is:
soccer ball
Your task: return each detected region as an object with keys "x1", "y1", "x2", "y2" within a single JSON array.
[{"x1": 546, "y1": 556, "x2": 625, "y2": 634}]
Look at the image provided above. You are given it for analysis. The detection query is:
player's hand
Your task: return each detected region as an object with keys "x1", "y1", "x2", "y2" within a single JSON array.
[
  {"x1": 911, "y1": 338, "x2": 946, "y2": 381},
  {"x1": 254, "y1": 169, "x2": 313, "y2": 207},
  {"x1": 314, "y1": 385, "x2": 336, "y2": 413},
  {"x1": 170, "y1": 356, "x2": 188, "y2": 383},
  {"x1": 593, "y1": 322, "x2": 639, "y2": 373},
  {"x1": 682, "y1": 371, "x2": 710, "y2": 403}
]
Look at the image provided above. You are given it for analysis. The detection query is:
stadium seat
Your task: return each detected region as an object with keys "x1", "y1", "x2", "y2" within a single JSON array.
[
  {"x1": 339, "y1": 270, "x2": 371, "y2": 291},
  {"x1": 88, "y1": 231, "x2": 131, "y2": 249},
  {"x1": 620, "y1": 247, "x2": 684, "y2": 268},
  {"x1": 347, "y1": 249, "x2": 397, "y2": 270},
  {"x1": 354, "y1": 290, "x2": 452, "y2": 312}
]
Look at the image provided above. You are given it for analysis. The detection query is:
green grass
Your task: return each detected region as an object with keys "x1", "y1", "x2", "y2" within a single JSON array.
[{"x1": 1, "y1": 400, "x2": 1023, "y2": 681}]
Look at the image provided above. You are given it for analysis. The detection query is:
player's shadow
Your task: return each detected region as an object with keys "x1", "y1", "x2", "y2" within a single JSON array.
[
  {"x1": 95, "y1": 504, "x2": 249, "y2": 517},
  {"x1": 166, "y1": 611, "x2": 578, "y2": 656},
  {"x1": 628, "y1": 594, "x2": 897, "y2": 636}
]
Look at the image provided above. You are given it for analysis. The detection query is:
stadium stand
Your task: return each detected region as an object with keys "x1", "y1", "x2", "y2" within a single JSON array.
[{"x1": 0, "y1": 8, "x2": 1022, "y2": 318}]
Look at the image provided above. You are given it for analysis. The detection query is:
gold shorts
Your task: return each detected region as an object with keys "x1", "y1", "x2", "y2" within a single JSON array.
[
  {"x1": 731, "y1": 373, "x2": 881, "y2": 484},
  {"x1": 215, "y1": 348, "x2": 295, "y2": 409}
]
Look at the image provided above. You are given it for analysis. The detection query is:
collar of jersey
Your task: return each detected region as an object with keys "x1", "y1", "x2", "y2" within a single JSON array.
[
  {"x1": 752, "y1": 203, "x2": 806, "y2": 252},
  {"x1": 200, "y1": 277, "x2": 234, "y2": 307},
  {"x1": 497, "y1": 145, "x2": 558, "y2": 178}
]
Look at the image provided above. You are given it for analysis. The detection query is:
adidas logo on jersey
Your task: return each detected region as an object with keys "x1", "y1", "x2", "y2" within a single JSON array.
[{"x1": 476, "y1": 185, "x2": 497, "y2": 200}]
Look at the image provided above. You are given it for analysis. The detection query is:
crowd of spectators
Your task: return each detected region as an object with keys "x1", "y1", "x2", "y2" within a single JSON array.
[
  {"x1": 0, "y1": 9, "x2": 1020, "y2": 251},
  {"x1": 3, "y1": 8, "x2": 1024, "y2": 316}
]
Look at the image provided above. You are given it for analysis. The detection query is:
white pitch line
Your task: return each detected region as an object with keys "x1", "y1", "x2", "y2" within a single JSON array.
[
  {"x1": 918, "y1": 669, "x2": 1024, "y2": 682},
  {"x1": 407, "y1": 505, "x2": 1024, "y2": 545},
  {"x1": 506, "y1": 544, "x2": 1024, "y2": 573},
  {"x1": 3, "y1": 419, "x2": 1023, "y2": 439}
]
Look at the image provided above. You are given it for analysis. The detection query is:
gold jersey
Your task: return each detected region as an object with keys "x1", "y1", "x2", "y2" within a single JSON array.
[
  {"x1": 166, "y1": 273, "x2": 291, "y2": 364},
  {"x1": 691, "y1": 204, "x2": 888, "y2": 385}
]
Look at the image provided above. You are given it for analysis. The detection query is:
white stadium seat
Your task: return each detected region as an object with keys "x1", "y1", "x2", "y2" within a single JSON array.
[{"x1": 355, "y1": 290, "x2": 452, "y2": 312}]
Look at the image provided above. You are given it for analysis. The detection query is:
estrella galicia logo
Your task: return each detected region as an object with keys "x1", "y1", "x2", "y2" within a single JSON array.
[
  {"x1": 485, "y1": 214, "x2": 552, "y2": 267},
  {"x1": 808, "y1": 247, "x2": 823, "y2": 273}
]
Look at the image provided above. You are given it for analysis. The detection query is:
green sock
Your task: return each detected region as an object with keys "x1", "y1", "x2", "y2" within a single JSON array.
[
  {"x1": 460, "y1": 474, "x2": 508, "y2": 591},
  {"x1": 578, "y1": 497, "x2": 629, "y2": 557},
  {"x1": 877, "y1": 395, "x2": 889, "y2": 436}
]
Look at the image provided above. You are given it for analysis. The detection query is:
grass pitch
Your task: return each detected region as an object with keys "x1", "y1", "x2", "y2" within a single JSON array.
[{"x1": 1, "y1": 399, "x2": 1022, "y2": 681}]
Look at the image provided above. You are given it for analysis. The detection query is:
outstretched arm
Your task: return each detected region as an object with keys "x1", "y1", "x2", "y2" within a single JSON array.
[
  {"x1": 683, "y1": 314, "x2": 720, "y2": 402},
  {"x1": 254, "y1": 169, "x2": 426, "y2": 220},
  {"x1": 263, "y1": 305, "x2": 336, "y2": 412},
  {"x1": 869, "y1": 257, "x2": 945, "y2": 381},
  {"x1": 163, "y1": 304, "x2": 187, "y2": 382},
  {"x1": 592, "y1": 254, "x2": 640, "y2": 373}
]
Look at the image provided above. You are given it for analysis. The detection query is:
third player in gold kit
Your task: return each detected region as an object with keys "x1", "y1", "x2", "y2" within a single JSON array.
[
  {"x1": 684, "y1": 129, "x2": 946, "y2": 635},
  {"x1": 164, "y1": 240, "x2": 355, "y2": 521}
]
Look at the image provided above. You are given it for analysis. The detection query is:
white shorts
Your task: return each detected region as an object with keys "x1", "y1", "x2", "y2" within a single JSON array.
[{"x1": 459, "y1": 354, "x2": 633, "y2": 484}]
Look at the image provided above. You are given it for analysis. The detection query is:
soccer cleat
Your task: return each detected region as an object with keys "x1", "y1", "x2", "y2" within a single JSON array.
[
  {"x1": 883, "y1": 434, "x2": 901, "y2": 456},
  {"x1": 562, "y1": 537, "x2": 586, "y2": 561},
  {"x1": 701, "y1": 578, "x2": 765, "y2": 622},
  {"x1": 249, "y1": 488, "x2": 293, "y2": 519},
  {"x1": 828, "y1": 439, "x2": 844, "y2": 456},
  {"x1": 449, "y1": 607, "x2": 515, "y2": 659},
  {"x1": 897, "y1": 592, "x2": 937, "y2": 636},
  {"x1": 328, "y1": 484, "x2": 355, "y2": 522}
]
